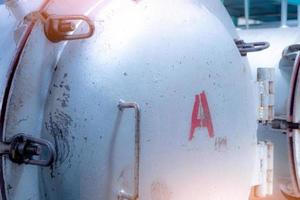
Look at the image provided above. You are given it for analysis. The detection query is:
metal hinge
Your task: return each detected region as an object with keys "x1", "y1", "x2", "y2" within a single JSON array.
[
  {"x1": 235, "y1": 39, "x2": 270, "y2": 56},
  {"x1": 0, "y1": 134, "x2": 55, "y2": 167},
  {"x1": 257, "y1": 68, "x2": 275, "y2": 123},
  {"x1": 25, "y1": 11, "x2": 95, "y2": 43}
]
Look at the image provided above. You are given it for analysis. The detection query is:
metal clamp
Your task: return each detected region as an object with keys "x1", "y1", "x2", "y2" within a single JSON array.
[
  {"x1": 117, "y1": 100, "x2": 141, "y2": 200},
  {"x1": 271, "y1": 119, "x2": 300, "y2": 131},
  {"x1": 44, "y1": 14, "x2": 95, "y2": 43},
  {"x1": 235, "y1": 39, "x2": 270, "y2": 56},
  {"x1": 1, "y1": 134, "x2": 55, "y2": 167}
]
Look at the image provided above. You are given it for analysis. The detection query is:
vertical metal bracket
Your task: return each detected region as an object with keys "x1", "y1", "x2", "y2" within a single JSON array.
[
  {"x1": 117, "y1": 100, "x2": 140, "y2": 200},
  {"x1": 257, "y1": 68, "x2": 275, "y2": 123},
  {"x1": 253, "y1": 141, "x2": 274, "y2": 198}
]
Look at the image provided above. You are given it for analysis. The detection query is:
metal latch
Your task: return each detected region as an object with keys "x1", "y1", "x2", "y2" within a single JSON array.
[
  {"x1": 282, "y1": 44, "x2": 300, "y2": 62},
  {"x1": 25, "y1": 11, "x2": 95, "y2": 43},
  {"x1": 0, "y1": 134, "x2": 55, "y2": 167},
  {"x1": 257, "y1": 68, "x2": 275, "y2": 123},
  {"x1": 235, "y1": 39, "x2": 270, "y2": 56}
]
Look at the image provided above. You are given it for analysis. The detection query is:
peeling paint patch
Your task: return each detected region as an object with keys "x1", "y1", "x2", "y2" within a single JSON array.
[
  {"x1": 56, "y1": 92, "x2": 70, "y2": 108},
  {"x1": 7, "y1": 184, "x2": 12, "y2": 195},
  {"x1": 53, "y1": 73, "x2": 71, "y2": 108},
  {"x1": 45, "y1": 109, "x2": 73, "y2": 177}
]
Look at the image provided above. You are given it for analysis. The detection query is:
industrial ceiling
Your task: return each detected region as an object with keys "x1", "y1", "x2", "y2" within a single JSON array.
[{"x1": 223, "y1": 0, "x2": 298, "y2": 22}]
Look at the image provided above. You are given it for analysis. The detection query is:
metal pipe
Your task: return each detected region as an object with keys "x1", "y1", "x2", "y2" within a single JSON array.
[
  {"x1": 298, "y1": 5, "x2": 300, "y2": 27},
  {"x1": 281, "y1": 0, "x2": 288, "y2": 27},
  {"x1": 244, "y1": 0, "x2": 250, "y2": 29}
]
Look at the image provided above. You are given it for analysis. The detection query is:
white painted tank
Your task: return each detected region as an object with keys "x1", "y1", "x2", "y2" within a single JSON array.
[
  {"x1": 1, "y1": 0, "x2": 259, "y2": 200},
  {"x1": 239, "y1": 27, "x2": 300, "y2": 200}
]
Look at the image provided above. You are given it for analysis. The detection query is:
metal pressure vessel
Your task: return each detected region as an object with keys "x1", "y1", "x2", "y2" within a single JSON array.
[{"x1": 0, "y1": 0, "x2": 258, "y2": 200}]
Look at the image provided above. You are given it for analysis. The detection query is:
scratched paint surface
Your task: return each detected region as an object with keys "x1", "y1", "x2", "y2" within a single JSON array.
[
  {"x1": 2, "y1": 22, "x2": 64, "y2": 200},
  {"x1": 40, "y1": 1, "x2": 258, "y2": 199}
]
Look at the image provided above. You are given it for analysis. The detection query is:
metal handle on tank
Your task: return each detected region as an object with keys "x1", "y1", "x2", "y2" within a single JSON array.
[
  {"x1": 117, "y1": 100, "x2": 141, "y2": 200},
  {"x1": 25, "y1": 11, "x2": 95, "y2": 43},
  {"x1": 43, "y1": 13, "x2": 95, "y2": 43},
  {"x1": 282, "y1": 44, "x2": 300, "y2": 62},
  {"x1": 235, "y1": 39, "x2": 270, "y2": 56}
]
